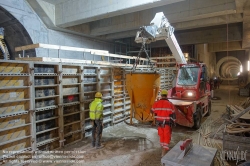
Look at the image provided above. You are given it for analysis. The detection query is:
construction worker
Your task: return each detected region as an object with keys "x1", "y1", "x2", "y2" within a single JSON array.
[
  {"x1": 217, "y1": 77, "x2": 221, "y2": 89},
  {"x1": 214, "y1": 76, "x2": 218, "y2": 89},
  {"x1": 89, "y1": 92, "x2": 104, "y2": 149},
  {"x1": 151, "y1": 89, "x2": 176, "y2": 157}
]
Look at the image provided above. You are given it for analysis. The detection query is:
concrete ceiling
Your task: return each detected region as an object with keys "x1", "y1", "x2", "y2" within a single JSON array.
[
  {"x1": 42, "y1": 0, "x2": 70, "y2": 5},
  {"x1": 28, "y1": 0, "x2": 250, "y2": 50},
  {"x1": 26, "y1": 0, "x2": 250, "y2": 81}
]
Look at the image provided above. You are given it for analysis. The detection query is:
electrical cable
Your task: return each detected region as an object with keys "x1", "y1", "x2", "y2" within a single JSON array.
[
  {"x1": 225, "y1": 123, "x2": 250, "y2": 134},
  {"x1": 226, "y1": 14, "x2": 231, "y2": 105}
]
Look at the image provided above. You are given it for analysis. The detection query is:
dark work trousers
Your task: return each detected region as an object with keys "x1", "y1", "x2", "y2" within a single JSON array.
[{"x1": 91, "y1": 120, "x2": 103, "y2": 147}]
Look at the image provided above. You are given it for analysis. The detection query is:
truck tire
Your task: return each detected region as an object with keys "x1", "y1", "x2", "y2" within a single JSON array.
[
  {"x1": 205, "y1": 101, "x2": 211, "y2": 117},
  {"x1": 193, "y1": 108, "x2": 201, "y2": 129}
]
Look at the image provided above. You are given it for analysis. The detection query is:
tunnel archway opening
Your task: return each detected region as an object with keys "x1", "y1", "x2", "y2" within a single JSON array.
[
  {"x1": 216, "y1": 56, "x2": 242, "y2": 81},
  {"x1": 0, "y1": 6, "x2": 34, "y2": 60}
]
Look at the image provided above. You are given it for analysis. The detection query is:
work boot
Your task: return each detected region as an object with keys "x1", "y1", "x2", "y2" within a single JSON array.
[
  {"x1": 91, "y1": 142, "x2": 95, "y2": 148},
  {"x1": 161, "y1": 148, "x2": 168, "y2": 157},
  {"x1": 96, "y1": 144, "x2": 104, "y2": 149}
]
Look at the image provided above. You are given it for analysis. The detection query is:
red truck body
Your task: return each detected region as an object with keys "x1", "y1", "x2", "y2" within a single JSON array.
[{"x1": 167, "y1": 63, "x2": 211, "y2": 129}]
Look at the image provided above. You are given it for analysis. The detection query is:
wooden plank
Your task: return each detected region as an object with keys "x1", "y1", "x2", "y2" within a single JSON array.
[
  {"x1": 0, "y1": 108, "x2": 30, "y2": 134},
  {"x1": 37, "y1": 140, "x2": 59, "y2": 151},
  {"x1": 223, "y1": 141, "x2": 250, "y2": 151},
  {"x1": 64, "y1": 132, "x2": 81, "y2": 145},
  {"x1": 16, "y1": 57, "x2": 92, "y2": 64},
  {"x1": 156, "y1": 62, "x2": 176, "y2": 65},
  {"x1": 0, "y1": 62, "x2": 29, "y2": 73},
  {"x1": 109, "y1": 53, "x2": 134, "y2": 59},
  {"x1": 233, "y1": 105, "x2": 250, "y2": 119},
  {"x1": 91, "y1": 50, "x2": 109, "y2": 56},
  {"x1": 60, "y1": 45, "x2": 86, "y2": 52},
  {"x1": 0, "y1": 138, "x2": 31, "y2": 157},
  {"x1": 231, "y1": 113, "x2": 250, "y2": 120},
  {"x1": 15, "y1": 43, "x2": 87, "y2": 52},
  {"x1": 150, "y1": 56, "x2": 175, "y2": 60},
  {"x1": 15, "y1": 43, "x2": 40, "y2": 51},
  {"x1": 0, "y1": 101, "x2": 29, "y2": 115},
  {"x1": 15, "y1": 43, "x2": 157, "y2": 62},
  {"x1": 16, "y1": 57, "x2": 154, "y2": 67},
  {"x1": 223, "y1": 133, "x2": 250, "y2": 161},
  {"x1": 223, "y1": 134, "x2": 250, "y2": 144},
  {"x1": 230, "y1": 106, "x2": 250, "y2": 122}
]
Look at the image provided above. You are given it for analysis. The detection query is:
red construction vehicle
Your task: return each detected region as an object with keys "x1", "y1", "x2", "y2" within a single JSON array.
[
  {"x1": 167, "y1": 63, "x2": 211, "y2": 129},
  {"x1": 135, "y1": 12, "x2": 211, "y2": 129}
]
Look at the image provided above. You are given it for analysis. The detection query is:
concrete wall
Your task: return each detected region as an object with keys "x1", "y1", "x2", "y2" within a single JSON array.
[
  {"x1": 196, "y1": 44, "x2": 216, "y2": 78},
  {"x1": 0, "y1": 0, "x2": 112, "y2": 60}
]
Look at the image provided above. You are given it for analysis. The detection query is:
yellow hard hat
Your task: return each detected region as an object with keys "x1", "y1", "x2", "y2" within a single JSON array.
[
  {"x1": 161, "y1": 89, "x2": 168, "y2": 95},
  {"x1": 95, "y1": 92, "x2": 102, "y2": 98}
]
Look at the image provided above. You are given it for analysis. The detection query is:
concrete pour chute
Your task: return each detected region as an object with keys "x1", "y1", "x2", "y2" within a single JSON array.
[{"x1": 126, "y1": 72, "x2": 161, "y2": 123}]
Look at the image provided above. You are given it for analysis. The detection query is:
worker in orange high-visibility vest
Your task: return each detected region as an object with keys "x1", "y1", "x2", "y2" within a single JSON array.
[{"x1": 151, "y1": 89, "x2": 176, "y2": 157}]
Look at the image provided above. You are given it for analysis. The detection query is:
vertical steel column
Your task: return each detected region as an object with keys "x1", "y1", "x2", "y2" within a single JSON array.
[
  {"x1": 79, "y1": 65, "x2": 84, "y2": 139},
  {"x1": 58, "y1": 63, "x2": 64, "y2": 147},
  {"x1": 110, "y1": 67, "x2": 114, "y2": 126},
  {"x1": 29, "y1": 62, "x2": 36, "y2": 153}
]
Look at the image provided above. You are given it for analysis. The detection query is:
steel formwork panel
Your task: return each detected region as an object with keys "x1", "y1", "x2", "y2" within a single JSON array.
[
  {"x1": 0, "y1": 59, "x2": 174, "y2": 165},
  {"x1": 0, "y1": 61, "x2": 32, "y2": 164}
]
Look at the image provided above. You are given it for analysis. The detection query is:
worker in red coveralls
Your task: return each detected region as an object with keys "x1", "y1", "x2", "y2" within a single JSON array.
[{"x1": 151, "y1": 89, "x2": 176, "y2": 157}]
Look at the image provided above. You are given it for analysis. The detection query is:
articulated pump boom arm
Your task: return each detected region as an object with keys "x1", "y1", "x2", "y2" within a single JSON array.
[{"x1": 135, "y1": 12, "x2": 187, "y2": 64}]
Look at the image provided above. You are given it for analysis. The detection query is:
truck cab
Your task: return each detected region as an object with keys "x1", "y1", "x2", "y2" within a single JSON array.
[
  {"x1": 168, "y1": 63, "x2": 210, "y2": 101},
  {"x1": 167, "y1": 63, "x2": 211, "y2": 129}
]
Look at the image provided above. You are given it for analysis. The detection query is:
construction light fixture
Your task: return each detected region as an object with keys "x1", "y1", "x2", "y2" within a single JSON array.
[
  {"x1": 240, "y1": 65, "x2": 243, "y2": 72},
  {"x1": 184, "y1": 53, "x2": 189, "y2": 61},
  {"x1": 187, "y1": 92, "x2": 193, "y2": 96},
  {"x1": 248, "y1": 61, "x2": 250, "y2": 71},
  {"x1": 237, "y1": 72, "x2": 240, "y2": 76}
]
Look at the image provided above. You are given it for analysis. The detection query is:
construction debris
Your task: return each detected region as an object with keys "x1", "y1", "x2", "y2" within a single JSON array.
[
  {"x1": 194, "y1": 117, "x2": 230, "y2": 166},
  {"x1": 161, "y1": 138, "x2": 217, "y2": 166},
  {"x1": 227, "y1": 106, "x2": 250, "y2": 122},
  {"x1": 192, "y1": 106, "x2": 250, "y2": 166},
  {"x1": 222, "y1": 99, "x2": 250, "y2": 164},
  {"x1": 239, "y1": 97, "x2": 250, "y2": 109},
  {"x1": 225, "y1": 123, "x2": 250, "y2": 134}
]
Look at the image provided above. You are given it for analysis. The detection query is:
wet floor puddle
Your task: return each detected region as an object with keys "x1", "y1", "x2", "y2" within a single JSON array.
[{"x1": 79, "y1": 137, "x2": 155, "y2": 161}]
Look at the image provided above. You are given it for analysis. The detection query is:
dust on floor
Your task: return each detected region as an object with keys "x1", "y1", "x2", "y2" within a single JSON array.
[{"x1": 30, "y1": 85, "x2": 245, "y2": 166}]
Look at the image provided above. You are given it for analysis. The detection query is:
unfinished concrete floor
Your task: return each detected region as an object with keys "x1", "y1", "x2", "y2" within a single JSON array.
[{"x1": 31, "y1": 85, "x2": 246, "y2": 166}]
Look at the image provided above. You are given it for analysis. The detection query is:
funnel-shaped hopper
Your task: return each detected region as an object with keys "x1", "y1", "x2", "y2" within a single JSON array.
[{"x1": 126, "y1": 72, "x2": 161, "y2": 123}]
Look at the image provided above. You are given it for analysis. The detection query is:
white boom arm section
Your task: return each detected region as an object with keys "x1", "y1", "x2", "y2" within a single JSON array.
[{"x1": 135, "y1": 12, "x2": 187, "y2": 64}]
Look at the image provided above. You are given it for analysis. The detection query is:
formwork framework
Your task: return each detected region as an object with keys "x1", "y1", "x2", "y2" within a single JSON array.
[
  {"x1": 0, "y1": 60, "x2": 176, "y2": 164},
  {"x1": 0, "y1": 44, "x2": 177, "y2": 164},
  {"x1": 0, "y1": 61, "x2": 33, "y2": 164}
]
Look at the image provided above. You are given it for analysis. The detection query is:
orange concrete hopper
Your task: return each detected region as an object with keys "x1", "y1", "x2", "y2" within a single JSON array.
[{"x1": 126, "y1": 72, "x2": 161, "y2": 124}]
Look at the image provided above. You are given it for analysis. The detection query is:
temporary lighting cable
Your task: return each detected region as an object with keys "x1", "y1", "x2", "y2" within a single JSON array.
[
  {"x1": 226, "y1": 123, "x2": 250, "y2": 134},
  {"x1": 226, "y1": 14, "x2": 231, "y2": 105}
]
